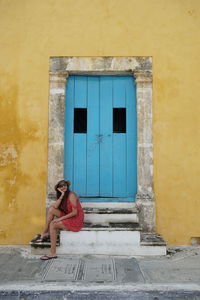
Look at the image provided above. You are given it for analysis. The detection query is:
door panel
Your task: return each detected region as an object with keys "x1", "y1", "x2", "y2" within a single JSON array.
[
  {"x1": 87, "y1": 77, "x2": 100, "y2": 196},
  {"x1": 74, "y1": 76, "x2": 87, "y2": 108},
  {"x1": 126, "y1": 77, "x2": 137, "y2": 196},
  {"x1": 73, "y1": 134, "x2": 87, "y2": 195},
  {"x1": 64, "y1": 76, "x2": 74, "y2": 185},
  {"x1": 99, "y1": 77, "x2": 113, "y2": 197},
  {"x1": 113, "y1": 76, "x2": 126, "y2": 107},
  {"x1": 113, "y1": 134, "x2": 127, "y2": 197}
]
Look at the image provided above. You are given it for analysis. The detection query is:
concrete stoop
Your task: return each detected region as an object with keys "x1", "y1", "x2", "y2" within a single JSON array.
[
  {"x1": 59, "y1": 202, "x2": 166, "y2": 256},
  {"x1": 31, "y1": 202, "x2": 166, "y2": 256}
]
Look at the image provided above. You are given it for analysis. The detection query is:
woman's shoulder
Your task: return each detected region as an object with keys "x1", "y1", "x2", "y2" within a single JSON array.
[
  {"x1": 69, "y1": 191, "x2": 78, "y2": 199},
  {"x1": 68, "y1": 191, "x2": 79, "y2": 208}
]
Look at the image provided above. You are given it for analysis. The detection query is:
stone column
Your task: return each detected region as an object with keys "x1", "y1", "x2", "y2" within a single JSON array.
[
  {"x1": 134, "y1": 72, "x2": 156, "y2": 232},
  {"x1": 47, "y1": 73, "x2": 68, "y2": 207}
]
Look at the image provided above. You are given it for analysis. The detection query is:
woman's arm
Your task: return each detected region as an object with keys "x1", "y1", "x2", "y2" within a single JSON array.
[{"x1": 53, "y1": 189, "x2": 65, "y2": 209}]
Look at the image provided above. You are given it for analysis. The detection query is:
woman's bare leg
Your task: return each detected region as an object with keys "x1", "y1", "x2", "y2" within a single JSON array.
[
  {"x1": 41, "y1": 206, "x2": 61, "y2": 238},
  {"x1": 49, "y1": 221, "x2": 66, "y2": 256}
]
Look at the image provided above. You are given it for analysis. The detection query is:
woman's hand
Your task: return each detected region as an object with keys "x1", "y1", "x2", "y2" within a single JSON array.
[
  {"x1": 57, "y1": 188, "x2": 65, "y2": 196},
  {"x1": 51, "y1": 218, "x2": 62, "y2": 224}
]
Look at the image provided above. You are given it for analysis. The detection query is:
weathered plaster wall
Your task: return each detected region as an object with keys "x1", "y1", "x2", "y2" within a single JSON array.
[{"x1": 0, "y1": 0, "x2": 200, "y2": 244}]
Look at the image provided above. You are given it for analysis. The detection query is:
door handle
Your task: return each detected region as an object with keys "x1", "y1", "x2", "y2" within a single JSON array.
[{"x1": 96, "y1": 134, "x2": 103, "y2": 143}]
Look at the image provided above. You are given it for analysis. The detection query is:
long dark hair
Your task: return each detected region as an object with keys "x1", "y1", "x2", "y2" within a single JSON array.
[{"x1": 54, "y1": 179, "x2": 71, "y2": 213}]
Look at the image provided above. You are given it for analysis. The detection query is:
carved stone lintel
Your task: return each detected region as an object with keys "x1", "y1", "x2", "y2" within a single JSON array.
[{"x1": 49, "y1": 57, "x2": 152, "y2": 73}]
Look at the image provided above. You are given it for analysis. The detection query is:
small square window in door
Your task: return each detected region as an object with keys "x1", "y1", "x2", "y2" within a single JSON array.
[
  {"x1": 113, "y1": 108, "x2": 126, "y2": 133},
  {"x1": 74, "y1": 108, "x2": 87, "y2": 133}
]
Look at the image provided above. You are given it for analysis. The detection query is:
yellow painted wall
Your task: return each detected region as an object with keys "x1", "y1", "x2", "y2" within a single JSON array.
[{"x1": 0, "y1": 0, "x2": 200, "y2": 245}]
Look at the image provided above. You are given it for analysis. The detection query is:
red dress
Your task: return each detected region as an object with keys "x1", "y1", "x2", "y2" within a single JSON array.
[{"x1": 60, "y1": 192, "x2": 84, "y2": 232}]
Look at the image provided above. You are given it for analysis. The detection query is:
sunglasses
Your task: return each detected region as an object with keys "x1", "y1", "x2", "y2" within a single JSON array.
[{"x1": 57, "y1": 183, "x2": 67, "y2": 188}]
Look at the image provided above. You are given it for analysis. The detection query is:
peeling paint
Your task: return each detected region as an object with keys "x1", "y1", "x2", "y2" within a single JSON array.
[
  {"x1": 8, "y1": 198, "x2": 16, "y2": 208},
  {"x1": 0, "y1": 145, "x2": 18, "y2": 166},
  {"x1": 6, "y1": 177, "x2": 16, "y2": 185}
]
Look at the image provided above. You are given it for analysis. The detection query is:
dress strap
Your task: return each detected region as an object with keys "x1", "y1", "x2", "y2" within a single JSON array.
[
  {"x1": 69, "y1": 193, "x2": 79, "y2": 209},
  {"x1": 70, "y1": 203, "x2": 78, "y2": 209}
]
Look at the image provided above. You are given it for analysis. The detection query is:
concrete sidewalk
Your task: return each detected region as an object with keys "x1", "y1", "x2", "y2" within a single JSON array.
[{"x1": 0, "y1": 246, "x2": 200, "y2": 299}]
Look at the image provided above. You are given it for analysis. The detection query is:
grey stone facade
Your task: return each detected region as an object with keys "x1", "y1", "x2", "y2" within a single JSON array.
[{"x1": 48, "y1": 57, "x2": 155, "y2": 232}]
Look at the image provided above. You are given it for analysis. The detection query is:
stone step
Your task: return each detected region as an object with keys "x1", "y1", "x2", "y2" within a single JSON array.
[
  {"x1": 137, "y1": 233, "x2": 167, "y2": 256},
  {"x1": 30, "y1": 230, "x2": 167, "y2": 256},
  {"x1": 29, "y1": 221, "x2": 140, "y2": 248},
  {"x1": 57, "y1": 229, "x2": 141, "y2": 255},
  {"x1": 84, "y1": 207, "x2": 137, "y2": 214},
  {"x1": 82, "y1": 202, "x2": 139, "y2": 223},
  {"x1": 83, "y1": 222, "x2": 141, "y2": 231},
  {"x1": 80, "y1": 197, "x2": 134, "y2": 203},
  {"x1": 81, "y1": 202, "x2": 137, "y2": 212},
  {"x1": 84, "y1": 213, "x2": 138, "y2": 224},
  {"x1": 31, "y1": 230, "x2": 140, "y2": 256},
  {"x1": 140, "y1": 233, "x2": 167, "y2": 246}
]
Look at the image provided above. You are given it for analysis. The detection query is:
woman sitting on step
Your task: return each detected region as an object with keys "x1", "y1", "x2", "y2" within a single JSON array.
[{"x1": 31, "y1": 179, "x2": 84, "y2": 260}]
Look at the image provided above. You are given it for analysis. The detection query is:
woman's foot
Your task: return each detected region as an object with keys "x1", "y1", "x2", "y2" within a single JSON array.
[
  {"x1": 30, "y1": 234, "x2": 41, "y2": 243},
  {"x1": 36, "y1": 235, "x2": 50, "y2": 243},
  {"x1": 32, "y1": 233, "x2": 50, "y2": 243},
  {"x1": 41, "y1": 233, "x2": 49, "y2": 238},
  {"x1": 40, "y1": 254, "x2": 58, "y2": 260}
]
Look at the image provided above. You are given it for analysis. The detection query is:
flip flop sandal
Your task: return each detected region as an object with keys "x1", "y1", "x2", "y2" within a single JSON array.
[
  {"x1": 30, "y1": 234, "x2": 41, "y2": 243},
  {"x1": 35, "y1": 235, "x2": 50, "y2": 243},
  {"x1": 40, "y1": 255, "x2": 58, "y2": 260}
]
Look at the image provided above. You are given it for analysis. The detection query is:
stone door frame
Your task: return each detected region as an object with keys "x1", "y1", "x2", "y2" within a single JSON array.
[{"x1": 48, "y1": 57, "x2": 155, "y2": 232}]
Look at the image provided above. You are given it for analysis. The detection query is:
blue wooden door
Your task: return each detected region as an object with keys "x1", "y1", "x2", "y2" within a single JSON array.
[{"x1": 64, "y1": 75, "x2": 137, "y2": 201}]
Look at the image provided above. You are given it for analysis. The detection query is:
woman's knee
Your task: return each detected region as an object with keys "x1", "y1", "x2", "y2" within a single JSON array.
[
  {"x1": 50, "y1": 221, "x2": 56, "y2": 231},
  {"x1": 48, "y1": 205, "x2": 56, "y2": 215}
]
